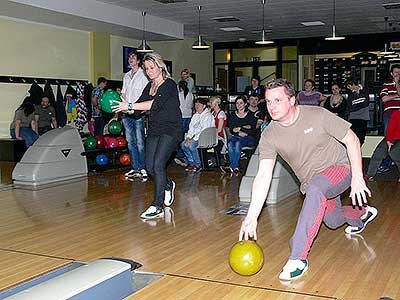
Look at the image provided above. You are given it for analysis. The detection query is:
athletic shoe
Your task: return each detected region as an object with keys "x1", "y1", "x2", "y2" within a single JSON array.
[
  {"x1": 344, "y1": 206, "x2": 378, "y2": 235},
  {"x1": 140, "y1": 206, "x2": 164, "y2": 219},
  {"x1": 140, "y1": 169, "x2": 148, "y2": 179},
  {"x1": 233, "y1": 168, "x2": 240, "y2": 175},
  {"x1": 376, "y1": 165, "x2": 390, "y2": 174},
  {"x1": 164, "y1": 180, "x2": 176, "y2": 206},
  {"x1": 185, "y1": 165, "x2": 195, "y2": 172},
  {"x1": 124, "y1": 169, "x2": 139, "y2": 178},
  {"x1": 192, "y1": 166, "x2": 202, "y2": 172},
  {"x1": 279, "y1": 259, "x2": 309, "y2": 281},
  {"x1": 174, "y1": 157, "x2": 188, "y2": 167}
]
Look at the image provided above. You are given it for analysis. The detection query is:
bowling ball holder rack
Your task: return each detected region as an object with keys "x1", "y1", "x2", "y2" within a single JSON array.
[{"x1": 82, "y1": 146, "x2": 129, "y2": 173}]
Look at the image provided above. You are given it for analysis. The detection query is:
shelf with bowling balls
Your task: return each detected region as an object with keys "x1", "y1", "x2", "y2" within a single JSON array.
[{"x1": 82, "y1": 119, "x2": 131, "y2": 172}]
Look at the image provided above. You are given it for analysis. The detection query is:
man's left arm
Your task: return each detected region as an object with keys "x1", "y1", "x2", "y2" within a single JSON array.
[{"x1": 341, "y1": 129, "x2": 371, "y2": 206}]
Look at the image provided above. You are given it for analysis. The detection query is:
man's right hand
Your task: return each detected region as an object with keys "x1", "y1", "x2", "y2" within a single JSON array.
[{"x1": 239, "y1": 216, "x2": 258, "y2": 241}]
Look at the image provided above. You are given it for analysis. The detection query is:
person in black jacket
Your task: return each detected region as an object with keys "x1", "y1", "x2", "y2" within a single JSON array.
[
  {"x1": 113, "y1": 52, "x2": 183, "y2": 219},
  {"x1": 345, "y1": 79, "x2": 370, "y2": 146},
  {"x1": 224, "y1": 95, "x2": 257, "y2": 175}
]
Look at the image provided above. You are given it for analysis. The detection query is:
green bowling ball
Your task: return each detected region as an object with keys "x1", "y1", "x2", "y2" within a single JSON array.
[
  {"x1": 108, "y1": 120, "x2": 123, "y2": 135},
  {"x1": 84, "y1": 136, "x2": 97, "y2": 150},
  {"x1": 100, "y1": 90, "x2": 121, "y2": 113}
]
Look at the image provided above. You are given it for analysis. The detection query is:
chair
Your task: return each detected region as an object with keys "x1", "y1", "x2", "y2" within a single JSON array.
[{"x1": 197, "y1": 127, "x2": 220, "y2": 170}]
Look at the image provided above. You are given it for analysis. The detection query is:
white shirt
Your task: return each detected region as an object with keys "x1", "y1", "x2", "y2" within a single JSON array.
[
  {"x1": 121, "y1": 68, "x2": 149, "y2": 103},
  {"x1": 179, "y1": 91, "x2": 194, "y2": 118},
  {"x1": 187, "y1": 108, "x2": 215, "y2": 141}
]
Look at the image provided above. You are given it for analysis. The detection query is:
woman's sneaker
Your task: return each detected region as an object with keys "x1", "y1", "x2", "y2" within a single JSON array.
[
  {"x1": 279, "y1": 259, "x2": 308, "y2": 281},
  {"x1": 164, "y1": 180, "x2": 176, "y2": 206},
  {"x1": 140, "y1": 206, "x2": 164, "y2": 219},
  {"x1": 345, "y1": 206, "x2": 378, "y2": 235}
]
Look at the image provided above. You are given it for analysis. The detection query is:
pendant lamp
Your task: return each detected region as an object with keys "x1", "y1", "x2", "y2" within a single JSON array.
[
  {"x1": 192, "y1": 6, "x2": 210, "y2": 50},
  {"x1": 137, "y1": 11, "x2": 154, "y2": 53},
  {"x1": 255, "y1": 0, "x2": 274, "y2": 45},
  {"x1": 325, "y1": 0, "x2": 345, "y2": 41}
]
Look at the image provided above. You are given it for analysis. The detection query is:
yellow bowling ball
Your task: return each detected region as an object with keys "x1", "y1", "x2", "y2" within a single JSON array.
[{"x1": 229, "y1": 240, "x2": 264, "y2": 276}]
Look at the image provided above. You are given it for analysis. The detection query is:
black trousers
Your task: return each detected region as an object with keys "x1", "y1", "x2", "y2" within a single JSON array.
[
  {"x1": 94, "y1": 117, "x2": 105, "y2": 136},
  {"x1": 350, "y1": 119, "x2": 368, "y2": 146},
  {"x1": 146, "y1": 134, "x2": 178, "y2": 208}
]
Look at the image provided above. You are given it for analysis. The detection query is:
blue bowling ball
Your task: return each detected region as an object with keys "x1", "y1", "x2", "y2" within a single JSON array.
[{"x1": 96, "y1": 154, "x2": 109, "y2": 166}]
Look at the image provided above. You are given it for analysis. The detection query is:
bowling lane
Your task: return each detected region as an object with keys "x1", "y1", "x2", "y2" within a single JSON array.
[
  {"x1": 127, "y1": 275, "x2": 333, "y2": 300},
  {"x1": 0, "y1": 249, "x2": 73, "y2": 292}
]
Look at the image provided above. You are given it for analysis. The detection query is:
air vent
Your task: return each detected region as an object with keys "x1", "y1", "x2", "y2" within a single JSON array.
[
  {"x1": 383, "y1": 1, "x2": 400, "y2": 9},
  {"x1": 212, "y1": 16, "x2": 240, "y2": 22},
  {"x1": 153, "y1": 0, "x2": 187, "y2": 3}
]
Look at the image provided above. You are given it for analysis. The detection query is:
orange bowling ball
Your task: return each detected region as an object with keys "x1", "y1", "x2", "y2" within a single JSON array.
[
  {"x1": 119, "y1": 153, "x2": 131, "y2": 166},
  {"x1": 229, "y1": 240, "x2": 264, "y2": 276},
  {"x1": 117, "y1": 136, "x2": 127, "y2": 147}
]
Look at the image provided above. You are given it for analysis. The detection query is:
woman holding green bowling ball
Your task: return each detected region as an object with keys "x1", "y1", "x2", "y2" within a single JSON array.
[{"x1": 112, "y1": 52, "x2": 183, "y2": 220}]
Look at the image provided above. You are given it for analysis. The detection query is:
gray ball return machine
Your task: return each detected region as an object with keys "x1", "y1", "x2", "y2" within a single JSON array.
[
  {"x1": 12, "y1": 126, "x2": 87, "y2": 189},
  {"x1": 239, "y1": 146, "x2": 299, "y2": 204}
]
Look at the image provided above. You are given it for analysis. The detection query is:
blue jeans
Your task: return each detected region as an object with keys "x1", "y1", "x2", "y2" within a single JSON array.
[
  {"x1": 228, "y1": 135, "x2": 255, "y2": 168},
  {"x1": 122, "y1": 117, "x2": 146, "y2": 171},
  {"x1": 10, "y1": 128, "x2": 38, "y2": 148},
  {"x1": 182, "y1": 118, "x2": 191, "y2": 133},
  {"x1": 181, "y1": 139, "x2": 200, "y2": 166}
]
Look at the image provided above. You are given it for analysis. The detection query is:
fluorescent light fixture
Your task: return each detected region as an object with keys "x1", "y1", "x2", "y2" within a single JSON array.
[
  {"x1": 301, "y1": 21, "x2": 326, "y2": 26},
  {"x1": 220, "y1": 27, "x2": 243, "y2": 32},
  {"x1": 137, "y1": 12, "x2": 153, "y2": 53}
]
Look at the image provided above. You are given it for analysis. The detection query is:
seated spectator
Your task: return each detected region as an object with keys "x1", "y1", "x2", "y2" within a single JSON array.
[
  {"x1": 35, "y1": 96, "x2": 57, "y2": 135},
  {"x1": 297, "y1": 79, "x2": 325, "y2": 106},
  {"x1": 209, "y1": 96, "x2": 228, "y2": 164},
  {"x1": 248, "y1": 94, "x2": 267, "y2": 141},
  {"x1": 321, "y1": 83, "x2": 347, "y2": 119},
  {"x1": 10, "y1": 96, "x2": 39, "y2": 147},
  {"x1": 223, "y1": 95, "x2": 257, "y2": 175},
  {"x1": 366, "y1": 109, "x2": 400, "y2": 182},
  {"x1": 180, "y1": 98, "x2": 215, "y2": 172}
]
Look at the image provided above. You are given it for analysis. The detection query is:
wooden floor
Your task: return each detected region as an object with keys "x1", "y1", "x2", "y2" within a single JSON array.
[{"x1": 0, "y1": 163, "x2": 399, "y2": 300}]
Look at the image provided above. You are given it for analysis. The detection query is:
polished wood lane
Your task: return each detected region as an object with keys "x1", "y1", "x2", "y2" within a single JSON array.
[
  {"x1": 126, "y1": 275, "x2": 334, "y2": 300},
  {"x1": 0, "y1": 168, "x2": 398, "y2": 300},
  {"x1": 0, "y1": 249, "x2": 72, "y2": 291}
]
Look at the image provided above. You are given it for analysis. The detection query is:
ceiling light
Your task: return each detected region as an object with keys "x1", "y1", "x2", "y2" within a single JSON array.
[
  {"x1": 255, "y1": 0, "x2": 274, "y2": 45},
  {"x1": 301, "y1": 21, "x2": 326, "y2": 26},
  {"x1": 192, "y1": 6, "x2": 210, "y2": 50},
  {"x1": 220, "y1": 27, "x2": 243, "y2": 32},
  {"x1": 380, "y1": 17, "x2": 395, "y2": 55},
  {"x1": 137, "y1": 12, "x2": 153, "y2": 53},
  {"x1": 325, "y1": 0, "x2": 345, "y2": 41}
]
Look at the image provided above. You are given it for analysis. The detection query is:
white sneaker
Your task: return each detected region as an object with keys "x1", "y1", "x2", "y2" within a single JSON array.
[
  {"x1": 345, "y1": 206, "x2": 378, "y2": 235},
  {"x1": 124, "y1": 169, "x2": 136, "y2": 177},
  {"x1": 140, "y1": 169, "x2": 148, "y2": 179},
  {"x1": 140, "y1": 206, "x2": 164, "y2": 219},
  {"x1": 279, "y1": 259, "x2": 308, "y2": 281},
  {"x1": 164, "y1": 180, "x2": 176, "y2": 206}
]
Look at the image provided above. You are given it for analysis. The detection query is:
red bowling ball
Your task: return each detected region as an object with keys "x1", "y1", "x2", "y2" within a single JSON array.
[
  {"x1": 106, "y1": 137, "x2": 119, "y2": 148},
  {"x1": 96, "y1": 136, "x2": 106, "y2": 149}
]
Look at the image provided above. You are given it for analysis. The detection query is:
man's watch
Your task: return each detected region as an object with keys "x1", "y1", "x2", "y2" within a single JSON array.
[{"x1": 128, "y1": 102, "x2": 133, "y2": 111}]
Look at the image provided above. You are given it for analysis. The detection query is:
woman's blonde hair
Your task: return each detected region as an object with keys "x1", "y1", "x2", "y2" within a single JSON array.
[
  {"x1": 209, "y1": 96, "x2": 221, "y2": 106},
  {"x1": 142, "y1": 52, "x2": 170, "y2": 79}
]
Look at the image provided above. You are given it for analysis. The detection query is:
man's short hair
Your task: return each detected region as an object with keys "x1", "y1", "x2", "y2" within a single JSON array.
[
  {"x1": 128, "y1": 50, "x2": 139, "y2": 60},
  {"x1": 181, "y1": 68, "x2": 190, "y2": 74},
  {"x1": 345, "y1": 78, "x2": 359, "y2": 87},
  {"x1": 391, "y1": 64, "x2": 400, "y2": 73},
  {"x1": 266, "y1": 78, "x2": 296, "y2": 97},
  {"x1": 97, "y1": 77, "x2": 107, "y2": 85}
]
